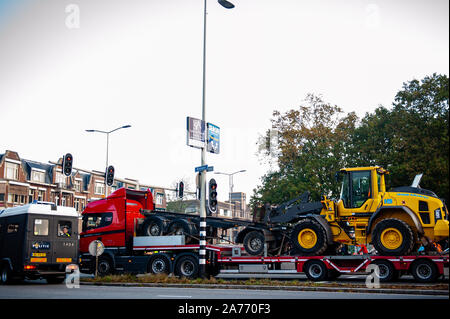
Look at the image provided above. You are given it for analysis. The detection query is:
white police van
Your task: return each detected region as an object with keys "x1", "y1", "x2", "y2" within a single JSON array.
[{"x1": 0, "y1": 202, "x2": 79, "y2": 284}]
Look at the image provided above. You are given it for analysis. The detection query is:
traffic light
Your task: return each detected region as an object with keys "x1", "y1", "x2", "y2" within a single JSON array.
[
  {"x1": 105, "y1": 165, "x2": 115, "y2": 186},
  {"x1": 62, "y1": 153, "x2": 73, "y2": 176},
  {"x1": 178, "y1": 181, "x2": 184, "y2": 198},
  {"x1": 208, "y1": 178, "x2": 218, "y2": 214}
]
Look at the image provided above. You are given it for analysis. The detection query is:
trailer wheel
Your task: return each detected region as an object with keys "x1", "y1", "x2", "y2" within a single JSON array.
[
  {"x1": 243, "y1": 231, "x2": 265, "y2": 256},
  {"x1": 291, "y1": 219, "x2": 328, "y2": 256},
  {"x1": 148, "y1": 254, "x2": 170, "y2": 274},
  {"x1": 410, "y1": 259, "x2": 438, "y2": 283},
  {"x1": 175, "y1": 255, "x2": 199, "y2": 279},
  {"x1": 372, "y1": 218, "x2": 414, "y2": 256},
  {"x1": 371, "y1": 260, "x2": 397, "y2": 282},
  {"x1": 304, "y1": 260, "x2": 328, "y2": 281}
]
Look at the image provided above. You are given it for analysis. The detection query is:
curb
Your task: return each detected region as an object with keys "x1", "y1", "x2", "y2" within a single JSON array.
[{"x1": 80, "y1": 282, "x2": 449, "y2": 296}]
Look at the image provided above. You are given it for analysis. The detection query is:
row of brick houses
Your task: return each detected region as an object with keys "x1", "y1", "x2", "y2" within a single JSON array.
[{"x1": 0, "y1": 150, "x2": 167, "y2": 212}]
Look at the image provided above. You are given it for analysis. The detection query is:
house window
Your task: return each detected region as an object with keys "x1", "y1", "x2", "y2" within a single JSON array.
[
  {"x1": 31, "y1": 170, "x2": 45, "y2": 183},
  {"x1": 156, "y1": 193, "x2": 164, "y2": 205},
  {"x1": 38, "y1": 190, "x2": 45, "y2": 201},
  {"x1": 94, "y1": 182, "x2": 105, "y2": 195},
  {"x1": 74, "y1": 198, "x2": 85, "y2": 212},
  {"x1": 29, "y1": 189, "x2": 35, "y2": 203},
  {"x1": 73, "y1": 180, "x2": 81, "y2": 192},
  {"x1": 5, "y1": 162, "x2": 19, "y2": 180},
  {"x1": 7, "y1": 194, "x2": 25, "y2": 204},
  {"x1": 55, "y1": 172, "x2": 65, "y2": 186}
]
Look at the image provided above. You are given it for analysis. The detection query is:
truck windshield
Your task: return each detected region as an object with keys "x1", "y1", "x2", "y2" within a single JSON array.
[{"x1": 82, "y1": 213, "x2": 113, "y2": 232}]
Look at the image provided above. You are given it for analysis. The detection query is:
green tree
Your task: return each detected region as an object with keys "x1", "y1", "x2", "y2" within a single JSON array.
[
  {"x1": 251, "y1": 94, "x2": 357, "y2": 206},
  {"x1": 389, "y1": 73, "x2": 449, "y2": 202}
]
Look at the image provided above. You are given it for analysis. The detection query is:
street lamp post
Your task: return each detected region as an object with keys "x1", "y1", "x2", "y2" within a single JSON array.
[
  {"x1": 214, "y1": 170, "x2": 246, "y2": 217},
  {"x1": 85, "y1": 125, "x2": 131, "y2": 196},
  {"x1": 198, "y1": 0, "x2": 234, "y2": 278}
]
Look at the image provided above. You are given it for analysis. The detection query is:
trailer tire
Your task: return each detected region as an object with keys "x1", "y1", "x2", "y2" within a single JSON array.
[
  {"x1": 304, "y1": 260, "x2": 328, "y2": 281},
  {"x1": 291, "y1": 219, "x2": 328, "y2": 256},
  {"x1": 371, "y1": 218, "x2": 414, "y2": 256},
  {"x1": 243, "y1": 231, "x2": 265, "y2": 256},
  {"x1": 142, "y1": 217, "x2": 165, "y2": 236},
  {"x1": 410, "y1": 259, "x2": 439, "y2": 283},
  {"x1": 175, "y1": 255, "x2": 199, "y2": 279},
  {"x1": 148, "y1": 254, "x2": 171, "y2": 275},
  {"x1": 371, "y1": 260, "x2": 397, "y2": 282}
]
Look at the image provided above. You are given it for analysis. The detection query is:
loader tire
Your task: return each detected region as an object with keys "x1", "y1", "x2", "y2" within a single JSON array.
[
  {"x1": 291, "y1": 219, "x2": 328, "y2": 256},
  {"x1": 372, "y1": 218, "x2": 414, "y2": 256}
]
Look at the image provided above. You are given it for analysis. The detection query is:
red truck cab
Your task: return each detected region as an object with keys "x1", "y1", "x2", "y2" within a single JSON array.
[{"x1": 80, "y1": 188, "x2": 154, "y2": 254}]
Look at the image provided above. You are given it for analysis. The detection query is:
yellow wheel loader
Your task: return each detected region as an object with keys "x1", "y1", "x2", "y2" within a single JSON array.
[{"x1": 238, "y1": 166, "x2": 449, "y2": 256}]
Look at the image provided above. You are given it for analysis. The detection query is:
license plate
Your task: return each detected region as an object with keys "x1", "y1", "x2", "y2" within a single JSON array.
[
  {"x1": 31, "y1": 253, "x2": 46, "y2": 257},
  {"x1": 30, "y1": 257, "x2": 47, "y2": 263},
  {"x1": 56, "y1": 258, "x2": 72, "y2": 263}
]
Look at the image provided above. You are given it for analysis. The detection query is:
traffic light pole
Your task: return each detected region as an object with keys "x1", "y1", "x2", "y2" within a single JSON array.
[{"x1": 198, "y1": 0, "x2": 208, "y2": 279}]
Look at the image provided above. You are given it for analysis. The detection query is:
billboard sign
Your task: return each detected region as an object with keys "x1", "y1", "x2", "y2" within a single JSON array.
[
  {"x1": 186, "y1": 117, "x2": 206, "y2": 149},
  {"x1": 207, "y1": 123, "x2": 220, "y2": 154}
]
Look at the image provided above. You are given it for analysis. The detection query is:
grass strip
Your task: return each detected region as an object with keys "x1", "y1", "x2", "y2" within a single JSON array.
[{"x1": 80, "y1": 273, "x2": 449, "y2": 291}]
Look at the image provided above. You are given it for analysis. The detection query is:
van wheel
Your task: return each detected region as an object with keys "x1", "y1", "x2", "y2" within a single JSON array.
[
  {"x1": 175, "y1": 255, "x2": 199, "y2": 279},
  {"x1": 0, "y1": 265, "x2": 12, "y2": 285},
  {"x1": 410, "y1": 259, "x2": 438, "y2": 283},
  {"x1": 148, "y1": 254, "x2": 170, "y2": 274}
]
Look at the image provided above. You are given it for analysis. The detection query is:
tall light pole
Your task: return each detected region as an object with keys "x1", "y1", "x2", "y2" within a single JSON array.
[
  {"x1": 86, "y1": 125, "x2": 131, "y2": 196},
  {"x1": 214, "y1": 170, "x2": 246, "y2": 217},
  {"x1": 199, "y1": 0, "x2": 234, "y2": 278}
]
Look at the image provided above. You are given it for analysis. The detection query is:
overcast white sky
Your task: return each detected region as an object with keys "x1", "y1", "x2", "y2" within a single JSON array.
[{"x1": 0, "y1": 0, "x2": 448, "y2": 202}]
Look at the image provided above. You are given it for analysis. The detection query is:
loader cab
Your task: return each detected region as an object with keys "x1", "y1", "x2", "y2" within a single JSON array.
[{"x1": 336, "y1": 167, "x2": 386, "y2": 215}]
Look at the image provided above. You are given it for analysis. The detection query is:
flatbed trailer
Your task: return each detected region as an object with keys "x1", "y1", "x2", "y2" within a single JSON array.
[{"x1": 80, "y1": 238, "x2": 449, "y2": 283}]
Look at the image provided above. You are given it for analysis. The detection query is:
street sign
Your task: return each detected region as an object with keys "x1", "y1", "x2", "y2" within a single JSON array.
[
  {"x1": 88, "y1": 240, "x2": 105, "y2": 278},
  {"x1": 195, "y1": 165, "x2": 214, "y2": 173},
  {"x1": 187, "y1": 117, "x2": 206, "y2": 149},
  {"x1": 195, "y1": 165, "x2": 209, "y2": 173},
  {"x1": 89, "y1": 240, "x2": 104, "y2": 257},
  {"x1": 207, "y1": 123, "x2": 220, "y2": 154}
]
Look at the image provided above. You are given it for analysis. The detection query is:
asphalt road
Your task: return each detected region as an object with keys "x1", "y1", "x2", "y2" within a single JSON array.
[{"x1": 0, "y1": 280, "x2": 447, "y2": 299}]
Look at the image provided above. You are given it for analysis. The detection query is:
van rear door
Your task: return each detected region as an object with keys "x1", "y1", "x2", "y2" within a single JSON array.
[
  {"x1": 28, "y1": 216, "x2": 53, "y2": 264},
  {"x1": 53, "y1": 218, "x2": 78, "y2": 264}
]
